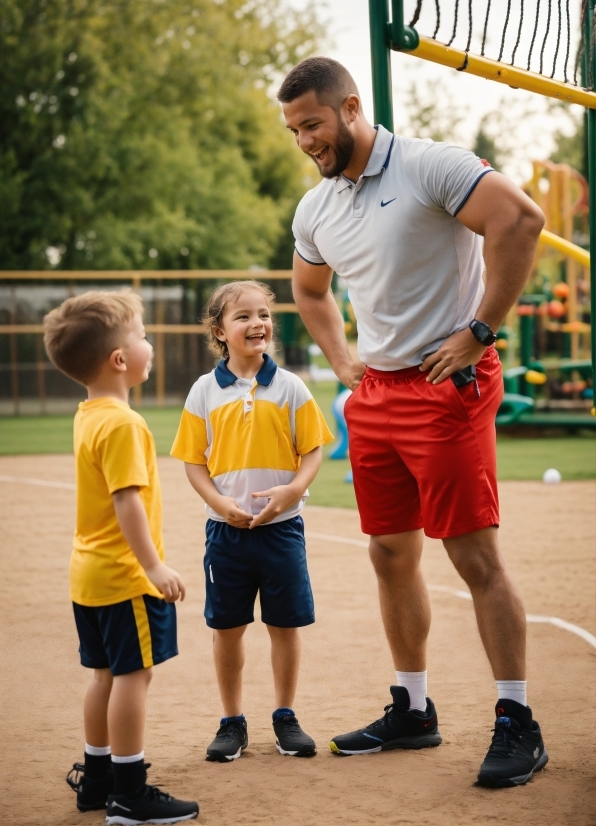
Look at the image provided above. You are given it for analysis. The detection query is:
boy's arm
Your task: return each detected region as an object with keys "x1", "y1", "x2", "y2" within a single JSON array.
[
  {"x1": 249, "y1": 446, "x2": 323, "y2": 529},
  {"x1": 112, "y1": 486, "x2": 186, "y2": 602},
  {"x1": 184, "y1": 462, "x2": 253, "y2": 528}
]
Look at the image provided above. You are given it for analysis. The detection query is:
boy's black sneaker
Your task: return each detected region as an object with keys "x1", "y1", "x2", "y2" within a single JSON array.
[
  {"x1": 66, "y1": 762, "x2": 113, "y2": 811},
  {"x1": 273, "y1": 713, "x2": 317, "y2": 756},
  {"x1": 329, "y1": 686, "x2": 442, "y2": 755},
  {"x1": 205, "y1": 717, "x2": 248, "y2": 762},
  {"x1": 477, "y1": 699, "x2": 548, "y2": 788},
  {"x1": 106, "y1": 784, "x2": 199, "y2": 825}
]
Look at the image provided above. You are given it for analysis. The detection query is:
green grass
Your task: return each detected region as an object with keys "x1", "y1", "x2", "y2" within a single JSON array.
[{"x1": 0, "y1": 383, "x2": 593, "y2": 510}]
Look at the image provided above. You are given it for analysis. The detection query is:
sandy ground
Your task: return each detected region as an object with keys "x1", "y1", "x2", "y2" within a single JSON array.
[{"x1": 1, "y1": 455, "x2": 595, "y2": 826}]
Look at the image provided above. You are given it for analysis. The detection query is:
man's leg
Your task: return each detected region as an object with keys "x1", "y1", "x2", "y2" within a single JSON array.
[
  {"x1": 443, "y1": 527, "x2": 548, "y2": 787},
  {"x1": 329, "y1": 527, "x2": 441, "y2": 755},
  {"x1": 369, "y1": 529, "x2": 429, "y2": 673},
  {"x1": 443, "y1": 526, "x2": 526, "y2": 680}
]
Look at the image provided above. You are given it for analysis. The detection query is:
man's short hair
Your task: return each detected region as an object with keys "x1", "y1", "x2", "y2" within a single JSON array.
[
  {"x1": 43, "y1": 289, "x2": 143, "y2": 385},
  {"x1": 277, "y1": 56, "x2": 359, "y2": 110}
]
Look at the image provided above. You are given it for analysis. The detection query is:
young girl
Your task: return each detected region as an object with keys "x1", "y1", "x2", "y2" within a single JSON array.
[{"x1": 171, "y1": 280, "x2": 333, "y2": 761}]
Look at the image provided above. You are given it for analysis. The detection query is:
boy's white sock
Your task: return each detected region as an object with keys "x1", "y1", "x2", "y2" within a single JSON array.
[
  {"x1": 495, "y1": 680, "x2": 527, "y2": 706},
  {"x1": 111, "y1": 751, "x2": 144, "y2": 763},
  {"x1": 395, "y1": 671, "x2": 427, "y2": 712},
  {"x1": 85, "y1": 743, "x2": 111, "y2": 756}
]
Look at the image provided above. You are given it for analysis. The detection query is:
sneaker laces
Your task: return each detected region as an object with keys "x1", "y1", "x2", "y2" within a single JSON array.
[
  {"x1": 216, "y1": 720, "x2": 246, "y2": 741},
  {"x1": 140, "y1": 783, "x2": 173, "y2": 804},
  {"x1": 275, "y1": 715, "x2": 302, "y2": 733},
  {"x1": 487, "y1": 717, "x2": 522, "y2": 757}
]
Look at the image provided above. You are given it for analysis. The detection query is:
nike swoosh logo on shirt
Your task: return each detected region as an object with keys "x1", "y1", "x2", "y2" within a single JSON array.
[{"x1": 380, "y1": 198, "x2": 397, "y2": 207}]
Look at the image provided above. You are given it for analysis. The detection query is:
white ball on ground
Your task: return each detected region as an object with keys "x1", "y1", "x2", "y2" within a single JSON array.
[{"x1": 542, "y1": 468, "x2": 562, "y2": 484}]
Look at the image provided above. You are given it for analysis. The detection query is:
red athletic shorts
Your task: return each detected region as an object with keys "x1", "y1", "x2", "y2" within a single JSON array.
[{"x1": 344, "y1": 347, "x2": 503, "y2": 539}]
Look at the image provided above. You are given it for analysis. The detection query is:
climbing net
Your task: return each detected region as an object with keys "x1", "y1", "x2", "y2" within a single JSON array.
[{"x1": 403, "y1": 0, "x2": 592, "y2": 88}]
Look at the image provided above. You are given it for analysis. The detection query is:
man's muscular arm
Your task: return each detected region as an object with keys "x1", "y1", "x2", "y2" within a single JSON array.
[
  {"x1": 292, "y1": 252, "x2": 365, "y2": 390},
  {"x1": 420, "y1": 171, "x2": 545, "y2": 384}
]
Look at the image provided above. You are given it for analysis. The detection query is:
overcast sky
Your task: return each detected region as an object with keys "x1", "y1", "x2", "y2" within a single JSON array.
[{"x1": 290, "y1": 0, "x2": 585, "y2": 182}]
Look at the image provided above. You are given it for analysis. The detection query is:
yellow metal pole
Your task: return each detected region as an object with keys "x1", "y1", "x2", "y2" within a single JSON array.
[
  {"x1": 405, "y1": 36, "x2": 596, "y2": 108},
  {"x1": 539, "y1": 229, "x2": 590, "y2": 267}
]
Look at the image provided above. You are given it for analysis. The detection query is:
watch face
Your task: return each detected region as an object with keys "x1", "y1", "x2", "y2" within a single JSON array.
[{"x1": 471, "y1": 320, "x2": 495, "y2": 344}]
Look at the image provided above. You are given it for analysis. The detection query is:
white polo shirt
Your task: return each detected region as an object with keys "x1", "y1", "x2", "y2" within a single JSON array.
[{"x1": 292, "y1": 125, "x2": 493, "y2": 370}]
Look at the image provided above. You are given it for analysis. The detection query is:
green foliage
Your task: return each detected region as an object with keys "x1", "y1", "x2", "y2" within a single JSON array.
[
  {"x1": 471, "y1": 118, "x2": 503, "y2": 171},
  {"x1": 0, "y1": 0, "x2": 321, "y2": 271}
]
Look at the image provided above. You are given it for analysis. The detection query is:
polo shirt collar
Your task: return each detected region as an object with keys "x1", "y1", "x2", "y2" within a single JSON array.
[
  {"x1": 214, "y1": 353, "x2": 278, "y2": 388},
  {"x1": 334, "y1": 124, "x2": 395, "y2": 193}
]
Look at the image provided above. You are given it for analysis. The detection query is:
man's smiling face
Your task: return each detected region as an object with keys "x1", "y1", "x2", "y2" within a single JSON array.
[{"x1": 282, "y1": 90, "x2": 355, "y2": 179}]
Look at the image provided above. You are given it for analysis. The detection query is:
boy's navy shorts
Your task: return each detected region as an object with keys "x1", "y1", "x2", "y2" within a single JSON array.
[
  {"x1": 72, "y1": 594, "x2": 178, "y2": 676},
  {"x1": 204, "y1": 516, "x2": 315, "y2": 630}
]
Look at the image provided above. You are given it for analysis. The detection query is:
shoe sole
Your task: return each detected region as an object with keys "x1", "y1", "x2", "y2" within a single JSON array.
[
  {"x1": 106, "y1": 813, "x2": 198, "y2": 825},
  {"x1": 476, "y1": 750, "x2": 549, "y2": 788},
  {"x1": 329, "y1": 731, "x2": 443, "y2": 755},
  {"x1": 205, "y1": 745, "x2": 246, "y2": 763},
  {"x1": 276, "y1": 741, "x2": 317, "y2": 757},
  {"x1": 76, "y1": 801, "x2": 108, "y2": 811}
]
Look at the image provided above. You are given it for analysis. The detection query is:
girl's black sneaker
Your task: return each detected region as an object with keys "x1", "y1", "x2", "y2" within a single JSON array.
[{"x1": 205, "y1": 717, "x2": 248, "y2": 762}]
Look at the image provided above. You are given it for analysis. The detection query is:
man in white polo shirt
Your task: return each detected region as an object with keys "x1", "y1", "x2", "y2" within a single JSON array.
[{"x1": 278, "y1": 57, "x2": 548, "y2": 788}]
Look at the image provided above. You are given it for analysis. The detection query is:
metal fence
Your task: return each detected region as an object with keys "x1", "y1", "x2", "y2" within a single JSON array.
[{"x1": 0, "y1": 270, "x2": 300, "y2": 415}]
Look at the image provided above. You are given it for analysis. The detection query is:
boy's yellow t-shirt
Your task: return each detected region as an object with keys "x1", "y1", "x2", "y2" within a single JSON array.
[{"x1": 71, "y1": 397, "x2": 164, "y2": 607}]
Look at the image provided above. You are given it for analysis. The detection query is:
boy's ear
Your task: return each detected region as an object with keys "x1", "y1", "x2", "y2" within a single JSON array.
[
  {"x1": 108, "y1": 347, "x2": 127, "y2": 373},
  {"x1": 213, "y1": 326, "x2": 226, "y2": 343}
]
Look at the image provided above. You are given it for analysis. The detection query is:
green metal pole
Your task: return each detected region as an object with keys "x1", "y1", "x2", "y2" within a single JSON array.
[
  {"x1": 585, "y1": 3, "x2": 596, "y2": 408},
  {"x1": 390, "y1": 0, "x2": 420, "y2": 49},
  {"x1": 369, "y1": 0, "x2": 394, "y2": 130}
]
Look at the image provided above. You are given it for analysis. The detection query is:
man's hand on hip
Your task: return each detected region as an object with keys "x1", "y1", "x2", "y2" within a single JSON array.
[
  {"x1": 419, "y1": 329, "x2": 487, "y2": 384},
  {"x1": 337, "y1": 360, "x2": 367, "y2": 391}
]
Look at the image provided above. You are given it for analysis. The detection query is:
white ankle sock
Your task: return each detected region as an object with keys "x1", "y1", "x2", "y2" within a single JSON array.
[
  {"x1": 85, "y1": 743, "x2": 111, "y2": 757},
  {"x1": 495, "y1": 680, "x2": 527, "y2": 706},
  {"x1": 396, "y1": 671, "x2": 427, "y2": 711},
  {"x1": 111, "y1": 751, "x2": 144, "y2": 763}
]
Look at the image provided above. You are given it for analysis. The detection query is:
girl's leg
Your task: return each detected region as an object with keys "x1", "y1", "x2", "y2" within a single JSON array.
[
  {"x1": 213, "y1": 625, "x2": 247, "y2": 717},
  {"x1": 266, "y1": 625, "x2": 300, "y2": 709}
]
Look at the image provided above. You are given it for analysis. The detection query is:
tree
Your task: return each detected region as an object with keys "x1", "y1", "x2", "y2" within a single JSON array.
[{"x1": 0, "y1": 0, "x2": 322, "y2": 270}]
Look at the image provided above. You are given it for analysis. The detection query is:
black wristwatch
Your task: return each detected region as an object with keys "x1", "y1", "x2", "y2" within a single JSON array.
[{"x1": 469, "y1": 319, "x2": 497, "y2": 346}]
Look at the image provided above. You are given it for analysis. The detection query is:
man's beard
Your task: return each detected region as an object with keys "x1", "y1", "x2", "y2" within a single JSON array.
[{"x1": 315, "y1": 118, "x2": 355, "y2": 179}]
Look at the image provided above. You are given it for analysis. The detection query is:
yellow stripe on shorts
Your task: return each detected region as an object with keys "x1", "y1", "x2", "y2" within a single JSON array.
[{"x1": 131, "y1": 595, "x2": 154, "y2": 669}]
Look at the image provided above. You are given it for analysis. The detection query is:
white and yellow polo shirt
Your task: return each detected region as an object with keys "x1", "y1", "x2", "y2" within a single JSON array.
[{"x1": 171, "y1": 355, "x2": 334, "y2": 523}]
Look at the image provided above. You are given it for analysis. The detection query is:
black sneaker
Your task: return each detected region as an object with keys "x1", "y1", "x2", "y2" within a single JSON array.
[
  {"x1": 205, "y1": 717, "x2": 248, "y2": 762},
  {"x1": 477, "y1": 699, "x2": 548, "y2": 788},
  {"x1": 273, "y1": 713, "x2": 317, "y2": 757},
  {"x1": 66, "y1": 762, "x2": 113, "y2": 811},
  {"x1": 106, "y1": 784, "x2": 199, "y2": 825},
  {"x1": 329, "y1": 686, "x2": 442, "y2": 755}
]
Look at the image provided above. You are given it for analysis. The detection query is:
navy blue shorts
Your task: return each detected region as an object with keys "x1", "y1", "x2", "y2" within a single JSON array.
[
  {"x1": 204, "y1": 516, "x2": 315, "y2": 630},
  {"x1": 73, "y1": 594, "x2": 178, "y2": 676}
]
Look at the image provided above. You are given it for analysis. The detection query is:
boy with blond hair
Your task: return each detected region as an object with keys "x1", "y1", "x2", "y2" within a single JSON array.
[
  {"x1": 44, "y1": 290, "x2": 198, "y2": 825},
  {"x1": 171, "y1": 280, "x2": 333, "y2": 762}
]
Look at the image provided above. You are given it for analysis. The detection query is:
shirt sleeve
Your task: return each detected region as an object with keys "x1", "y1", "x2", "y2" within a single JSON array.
[
  {"x1": 418, "y1": 142, "x2": 493, "y2": 217},
  {"x1": 170, "y1": 407, "x2": 209, "y2": 464},
  {"x1": 294, "y1": 395, "x2": 335, "y2": 456},
  {"x1": 99, "y1": 423, "x2": 151, "y2": 493},
  {"x1": 292, "y1": 195, "x2": 327, "y2": 265}
]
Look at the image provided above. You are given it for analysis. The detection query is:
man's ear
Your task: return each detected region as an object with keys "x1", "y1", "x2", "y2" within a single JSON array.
[
  {"x1": 343, "y1": 94, "x2": 360, "y2": 124},
  {"x1": 109, "y1": 347, "x2": 127, "y2": 372}
]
